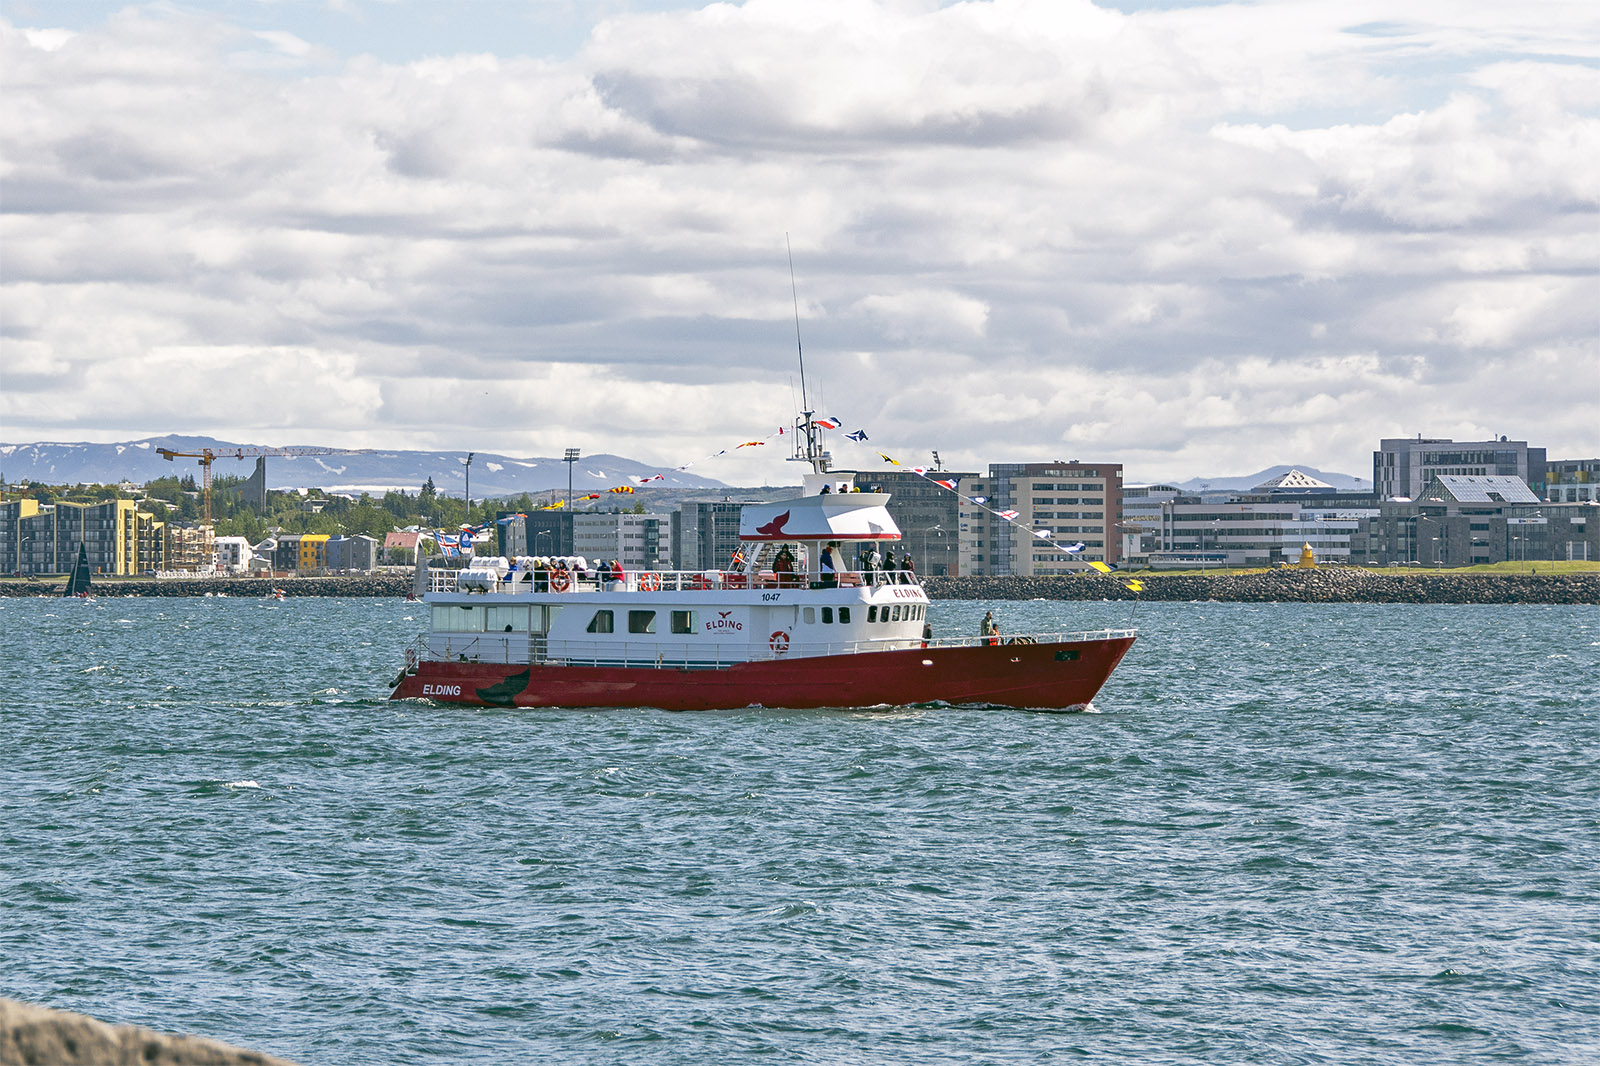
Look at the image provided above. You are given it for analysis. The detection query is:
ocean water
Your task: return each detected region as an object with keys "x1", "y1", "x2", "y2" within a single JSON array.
[{"x1": 2, "y1": 596, "x2": 1597, "y2": 1065}]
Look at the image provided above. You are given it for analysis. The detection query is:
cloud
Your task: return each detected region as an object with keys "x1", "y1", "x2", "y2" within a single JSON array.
[{"x1": 1, "y1": 0, "x2": 1596, "y2": 486}]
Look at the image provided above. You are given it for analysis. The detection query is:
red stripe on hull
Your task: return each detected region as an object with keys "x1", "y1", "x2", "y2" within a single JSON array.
[{"x1": 389, "y1": 636, "x2": 1134, "y2": 711}]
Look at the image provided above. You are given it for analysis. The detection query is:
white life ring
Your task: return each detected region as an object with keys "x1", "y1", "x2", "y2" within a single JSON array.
[
  {"x1": 639, "y1": 572, "x2": 662, "y2": 592},
  {"x1": 549, "y1": 570, "x2": 572, "y2": 592},
  {"x1": 769, "y1": 630, "x2": 791, "y2": 656}
]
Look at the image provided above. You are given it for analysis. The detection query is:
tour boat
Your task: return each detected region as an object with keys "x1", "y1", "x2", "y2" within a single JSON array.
[{"x1": 389, "y1": 422, "x2": 1135, "y2": 711}]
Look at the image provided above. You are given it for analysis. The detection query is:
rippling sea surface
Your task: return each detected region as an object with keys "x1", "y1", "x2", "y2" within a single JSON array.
[{"x1": 3, "y1": 596, "x2": 1598, "y2": 1064}]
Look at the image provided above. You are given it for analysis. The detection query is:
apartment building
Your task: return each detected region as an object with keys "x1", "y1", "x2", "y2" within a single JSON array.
[
  {"x1": 1545, "y1": 459, "x2": 1600, "y2": 504},
  {"x1": 573, "y1": 512, "x2": 671, "y2": 570},
  {"x1": 2, "y1": 498, "x2": 166, "y2": 576},
  {"x1": 672, "y1": 501, "x2": 745, "y2": 572},
  {"x1": 958, "y1": 462, "x2": 1122, "y2": 575},
  {"x1": 854, "y1": 468, "x2": 977, "y2": 576}
]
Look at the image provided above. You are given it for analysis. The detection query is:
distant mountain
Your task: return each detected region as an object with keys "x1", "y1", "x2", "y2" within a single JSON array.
[
  {"x1": 1163, "y1": 465, "x2": 1370, "y2": 493},
  {"x1": 0, "y1": 435, "x2": 729, "y2": 498}
]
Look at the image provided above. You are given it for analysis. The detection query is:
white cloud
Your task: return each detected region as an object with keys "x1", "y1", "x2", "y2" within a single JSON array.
[{"x1": 1, "y1": 0, "x2": 1596, "y2": 486}]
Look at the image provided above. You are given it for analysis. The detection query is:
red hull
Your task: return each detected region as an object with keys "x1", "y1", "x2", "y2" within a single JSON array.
[{"x1": 389, "y1": 635, "x2": 1135, "y2": 711}]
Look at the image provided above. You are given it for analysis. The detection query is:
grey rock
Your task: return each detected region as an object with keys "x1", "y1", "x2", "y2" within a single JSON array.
[{"x1": 0, "y1": 998, "x2": 300, "y2": 1066}]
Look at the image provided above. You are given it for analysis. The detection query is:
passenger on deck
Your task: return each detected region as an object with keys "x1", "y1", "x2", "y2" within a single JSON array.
[
  {"x1": 774, "y1": 545, "x2": 798, "y2": 588},
  {"x1": 883, "y1": 549, "x2": 897, "y2": 584},
  {"x1": 821, "y1": 541, "x2": 843, "y2": 588},
  {"x1": 534, "y1": 558, "x2": 548, "y2": 592},
  {"x1": 980, "y1": 610, "x2": 999, "y2": 646},
  {"x1": 901, "y1": 553, "x2": 916, "y2": 583}
]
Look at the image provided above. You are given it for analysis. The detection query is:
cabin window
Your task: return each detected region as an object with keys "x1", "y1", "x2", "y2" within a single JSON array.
[
  {"x1": 803, "y1": 607, "x2": 816, "y2": 624},
  {"x1": 486, "y1": 605, "x2": 530, "y2": 632},
  {"x1": 587, "y1": 610, "x2": 614, "y2": 634},
  {"x1": 434, "y1": 604, "x2": 485, "y2": 632},
  {"x1": 670, "y1": 610, "x2": 695, "y2": 635},
  {"x1": 822, "y1": 607, "x2": 834, "y2": 624},
  {"x1": 543, "y1": 606, "x2": 562, "y2": 634},
  {"x1": 839, "y1": 607, "x2": 851, "y2": 624},
  {"x1": 867, "y1": 606, "x2": 878, "y2": 623},
  {"x1": 628, "y1": 610, "x2": 656, "y2": 634}
]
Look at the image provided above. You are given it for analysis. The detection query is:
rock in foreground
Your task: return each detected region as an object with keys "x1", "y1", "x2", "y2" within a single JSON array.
[{"x1": 0, "y1": 999, "x2": 299, "y2": 1066}]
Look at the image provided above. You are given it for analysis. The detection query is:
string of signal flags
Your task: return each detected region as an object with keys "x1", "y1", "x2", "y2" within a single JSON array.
[{"x1": 483, "y1": 416, "x2": 1146, "y2": 595}]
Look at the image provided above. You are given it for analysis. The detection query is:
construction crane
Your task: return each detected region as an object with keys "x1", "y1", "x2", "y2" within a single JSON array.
[{"x1": 156, "y1": 445, "x2": 375, "y2": 530}]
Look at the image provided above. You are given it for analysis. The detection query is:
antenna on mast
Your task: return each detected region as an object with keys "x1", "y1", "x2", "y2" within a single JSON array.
[
  {"x1": 787, "y1": 233, "x2": 808, "y2": 413},
  {"x1": 785, "y1": 234, "x2": 827, "y2": 473}
]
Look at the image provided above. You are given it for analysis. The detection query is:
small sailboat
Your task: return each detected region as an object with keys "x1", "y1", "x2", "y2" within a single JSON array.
[
  {"x1": 62, "y1": 544, "x2": 93, "y2": 599},
  {"x1": 406, "y1": 551, "x2": 428, "y2": 601}
]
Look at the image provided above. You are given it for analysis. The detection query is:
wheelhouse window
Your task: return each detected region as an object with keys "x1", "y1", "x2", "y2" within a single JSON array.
[
  {"x1": 803, "y1": 607, "x2": 816, "y2": 624},
  {"x1": 670, "y1": 610, "x2": 695, "y2": 635},
  {"x1": 867, "y1": 606, "x2": 878, "y2": 623},
  {"x1": 839, "y1": 607, "x2": 851, "y2": 623},
  {"x1": 486, "y1": 605, "x2": 530, "y2": 632},
  {"x1": 587, "y1": 610, "x2": 614, "y2": 634},
  {"x1": 821, "y1": 607, "x2": 834, "y2": 624},
  {"x1": 628, "y1": 610, "x2": 656, "y2": 634},
  {"x1": 434, "y1": 604, "x2": 485, "y2": 632}
]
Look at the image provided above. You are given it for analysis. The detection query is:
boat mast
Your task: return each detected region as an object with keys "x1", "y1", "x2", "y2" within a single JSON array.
[{"x1": 786, "y1": 234, "x2": 828, "y2": 475}]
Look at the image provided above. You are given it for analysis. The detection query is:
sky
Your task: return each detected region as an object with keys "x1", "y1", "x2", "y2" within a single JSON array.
[{"x1": 2, "y1": 0, "x2": 1597, "y2": 487}]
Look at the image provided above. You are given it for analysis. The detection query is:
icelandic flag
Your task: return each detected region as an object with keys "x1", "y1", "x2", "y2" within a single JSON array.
[
  {"x1": 998, "y1": 509, "x2": 1019, "y2": 520},
  {"x1": 813, "y1": 416, "x2": 843, "y2": 429},
  {"x1": 845, "y1": 430, "x2": 869, "y2": 442},
  {"x1": 1064, "y1": 541, "x2": 1086, "y2": 553}
]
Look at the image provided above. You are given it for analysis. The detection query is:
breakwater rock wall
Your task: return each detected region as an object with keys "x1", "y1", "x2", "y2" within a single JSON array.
[
  {"x1": 922, "y1": 568, "x2": 1599, "y2": 605},
  {"x1": 0, "y1": 997, "x2": 300, "y2": 1066},
  {"x1": 0, "y1": 575, "x2": 412, "y2": 598},
  {"x1": 1, "y1": 569, "x2": 1594, "y2": 604}
]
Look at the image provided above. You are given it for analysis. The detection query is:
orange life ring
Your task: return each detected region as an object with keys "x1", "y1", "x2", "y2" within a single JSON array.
[
  {"x1": 549, "y1": 570, "x2": 572, "y2": 592},
  {"x1": 640, "y1": 572, "x2": 662, "y2": 592},
  {"x1": 769, "y1": 630, "x2": 790, "y2": 655}
]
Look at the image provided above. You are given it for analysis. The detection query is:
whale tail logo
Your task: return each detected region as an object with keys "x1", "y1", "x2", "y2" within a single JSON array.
[{"x1": 755, "y1": 510, "x2": 791, "y2": 536}]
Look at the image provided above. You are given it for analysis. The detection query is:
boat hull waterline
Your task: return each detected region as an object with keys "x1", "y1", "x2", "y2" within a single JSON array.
[{"x1": 390, "y1": 634, "x2": 1135, "y2": 711}]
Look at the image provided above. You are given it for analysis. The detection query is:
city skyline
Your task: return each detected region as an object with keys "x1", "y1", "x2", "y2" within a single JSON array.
[{"x1": 3, "y1": 0, "x2": 1596, "y2": 484}]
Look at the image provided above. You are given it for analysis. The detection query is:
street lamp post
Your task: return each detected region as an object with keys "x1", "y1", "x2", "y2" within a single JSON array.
[
  {"x1": 462, "y1": 452, "x2": 474, "y2": 526},
  {"x1": 1416, "y1": 514, "x2": 1437, "y2": 567},
  {"x1": 564, "y1": 448, "x2": 581, "y2": 513},
  {"x1": 921, "y1": 524, "x2": 942, "y2": 573}
]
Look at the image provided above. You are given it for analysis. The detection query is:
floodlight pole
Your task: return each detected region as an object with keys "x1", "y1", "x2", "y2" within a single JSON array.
[
  {"x1": 564, "y1": 448, "x2": 581, "y2": 512},
  {"x1": 463, "y1": 452, "x2": 474, "y2": 525}
]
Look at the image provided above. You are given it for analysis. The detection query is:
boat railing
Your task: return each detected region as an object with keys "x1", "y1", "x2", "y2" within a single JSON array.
[
  {"x1": 402, "y1": 629, "x2": 1135, "y2": 671},
  {"x1": 428, "y1": 568, "x2": 923, "y2": 595}
]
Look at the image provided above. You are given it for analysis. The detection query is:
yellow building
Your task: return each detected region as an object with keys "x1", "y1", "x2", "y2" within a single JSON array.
[{"x1": 299, "y1": 534, "x2": 330, "y2": 572}]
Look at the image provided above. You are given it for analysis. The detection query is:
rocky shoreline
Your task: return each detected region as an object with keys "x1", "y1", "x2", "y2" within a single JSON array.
[
  {"x1": 0, "y1": 568, "x2": 1593, "y2": 604},
  {"x1": 922, "y1": 568, "x2": 1599, "y2": 604}
]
